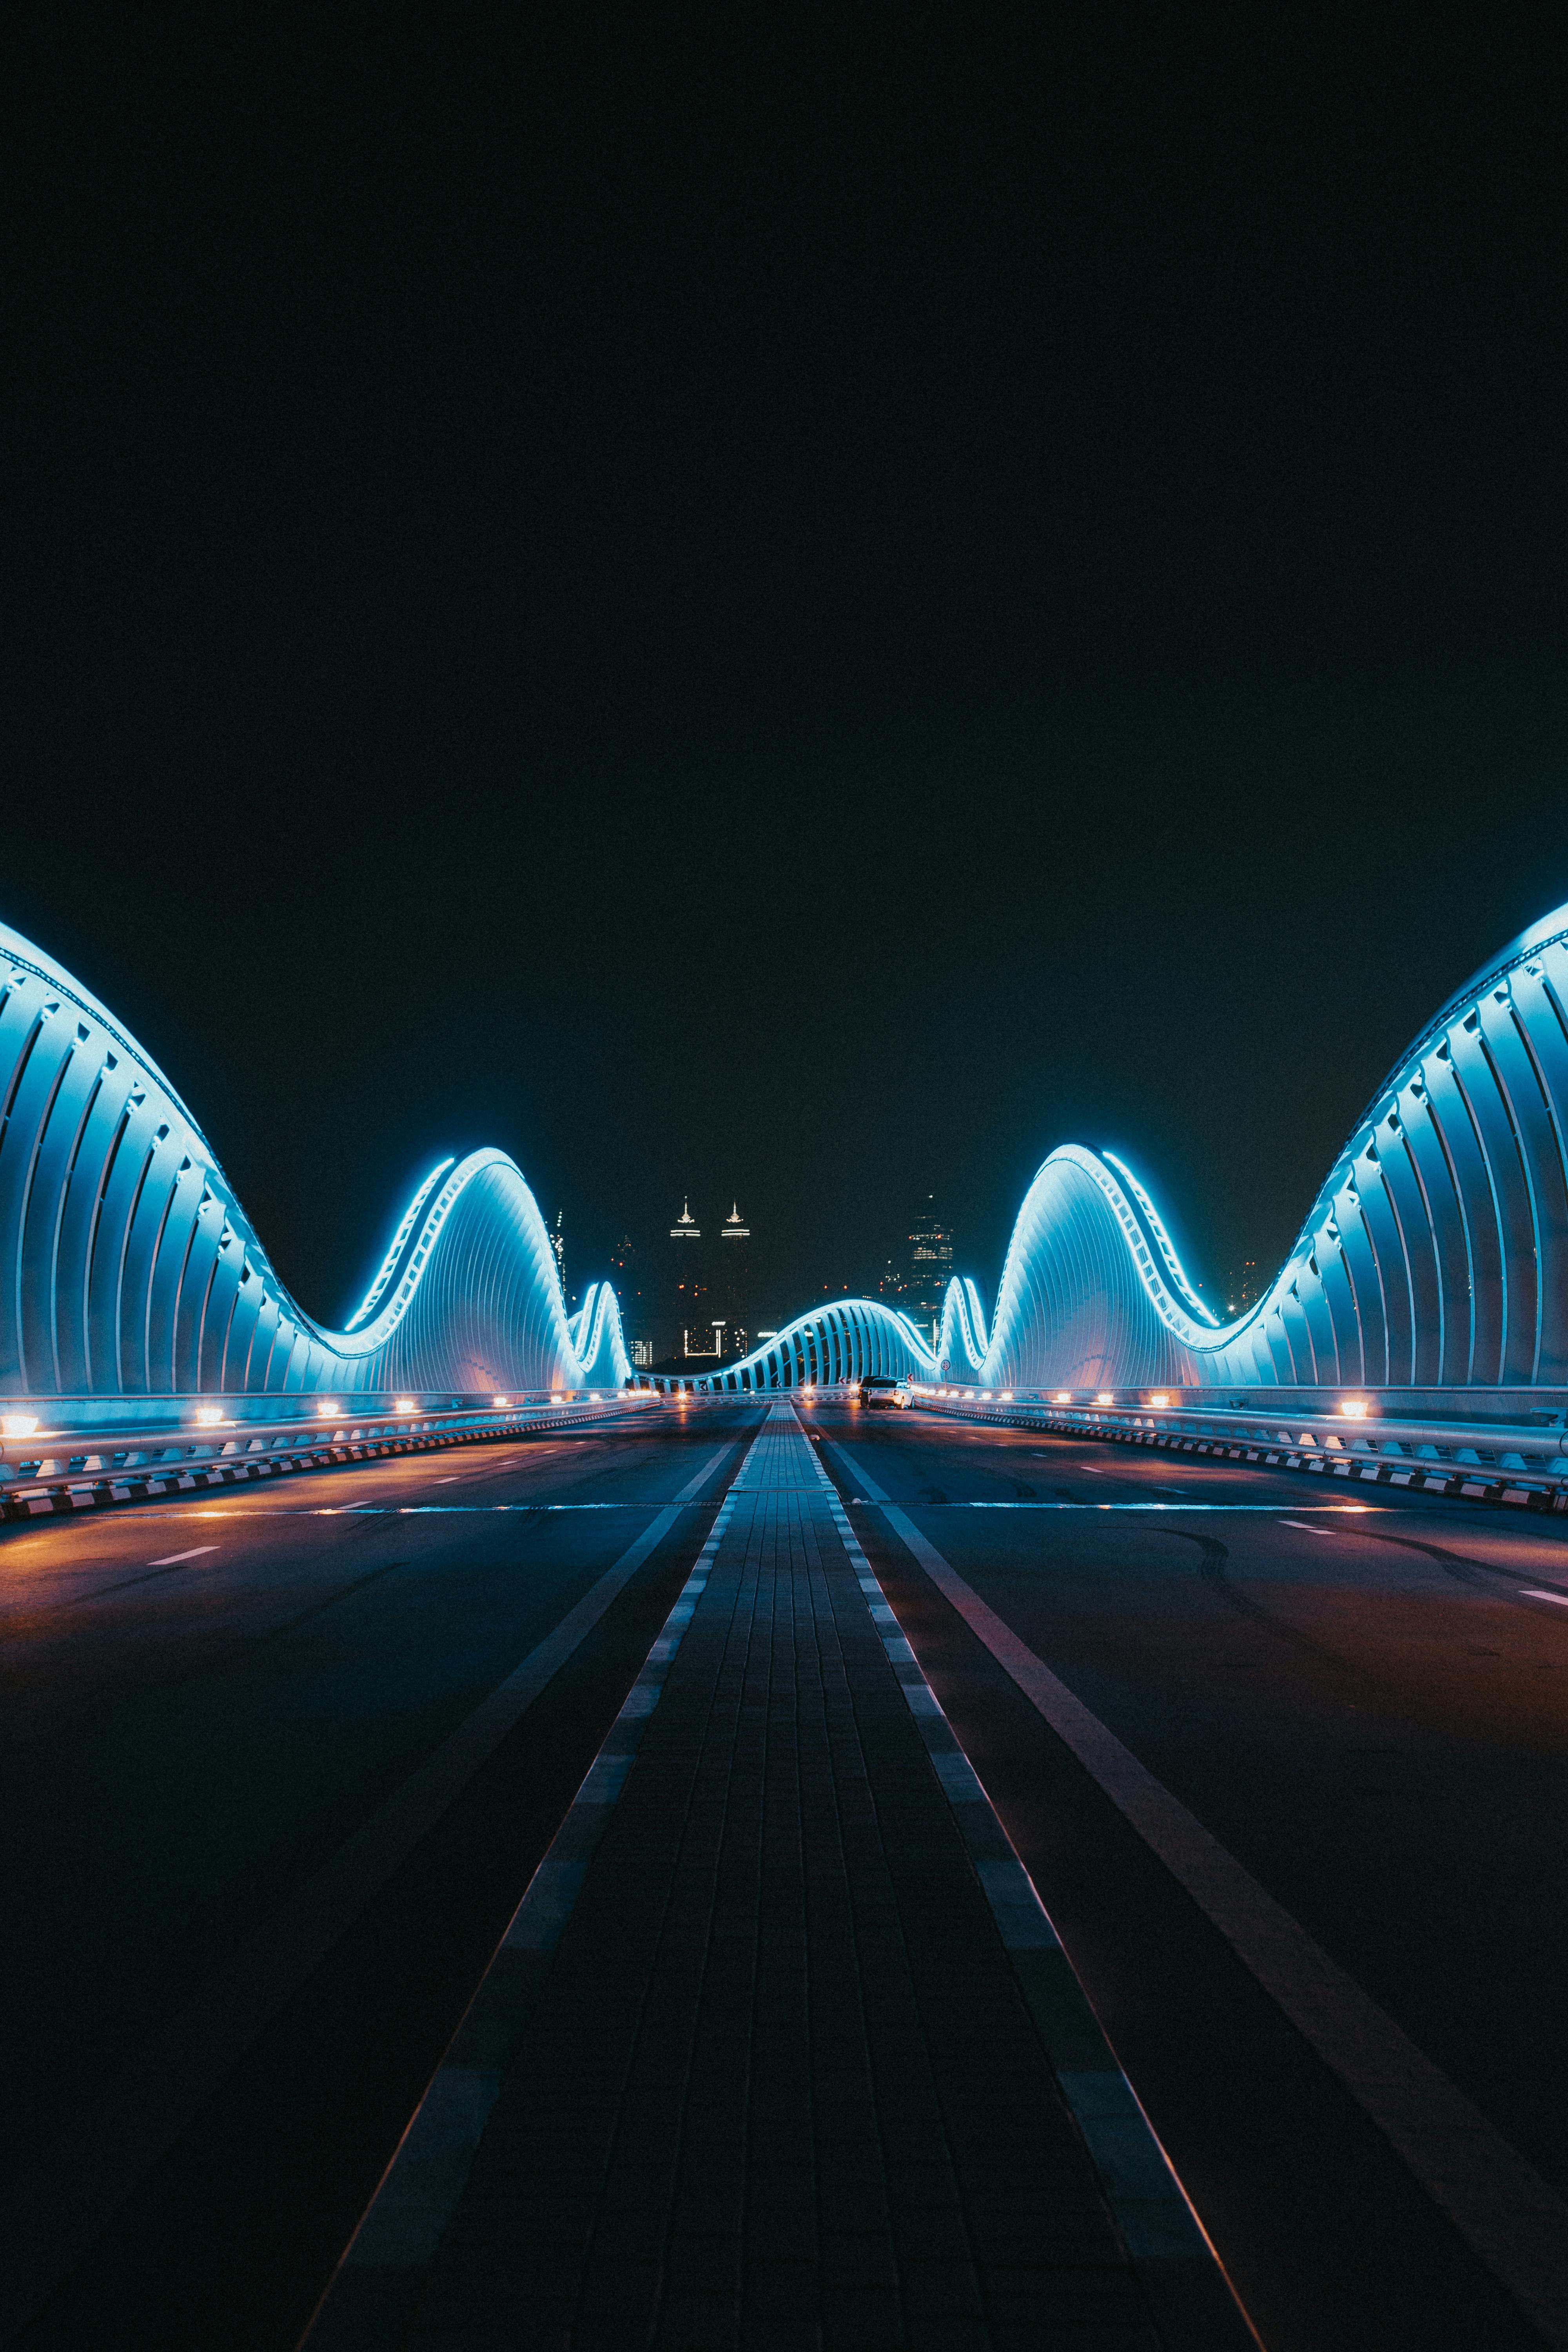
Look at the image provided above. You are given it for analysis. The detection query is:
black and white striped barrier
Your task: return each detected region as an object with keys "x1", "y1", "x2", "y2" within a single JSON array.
[
  {"x1": 0, "y1": 1399, "x2": 666, "y2": 1525},
  {"x1": 909, "y1": 1399, "x2": 1568, "y2": 1516}
]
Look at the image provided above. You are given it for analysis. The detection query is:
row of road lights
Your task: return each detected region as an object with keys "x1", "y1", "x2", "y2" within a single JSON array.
[
  {"x1": 1, "y1": 1389, "x2": 661, "y2": 1447},
  {"x1": 913, "y1": 1387, "x2": 1374, "y2": 1419},
  {"x1": 4, "y1": 1390, "x2": 1377, "y2": 1442}
]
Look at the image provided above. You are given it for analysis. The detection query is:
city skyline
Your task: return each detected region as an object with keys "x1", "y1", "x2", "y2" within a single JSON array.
[{"x1": 584, "y1": 1189, "x2": 962, "y2": 1368}]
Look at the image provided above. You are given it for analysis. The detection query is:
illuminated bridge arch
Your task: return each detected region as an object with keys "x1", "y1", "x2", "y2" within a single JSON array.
[
  {"x1": 11, "y1": 897, "x2": 1568, "y2": 1419},
  {"x1": 653, "y1": 1299, "x2": 937, "y2": 1392},
  {"x1": 974, "y1": 901, "x2": 1568, "y2": 1398},
  {"x1": 0, "y1": 921, "x2": 628, "y2": 1404}
]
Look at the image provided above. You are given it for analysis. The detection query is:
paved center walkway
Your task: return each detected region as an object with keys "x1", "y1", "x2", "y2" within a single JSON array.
[{"x1": 308, "y1": 1408, "x2": 1250, "y2": 2350}]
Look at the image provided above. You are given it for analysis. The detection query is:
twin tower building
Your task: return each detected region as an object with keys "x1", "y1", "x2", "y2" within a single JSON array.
[{"x1": 618, "y1": 1200, "x2": 756, "y2": 1371}]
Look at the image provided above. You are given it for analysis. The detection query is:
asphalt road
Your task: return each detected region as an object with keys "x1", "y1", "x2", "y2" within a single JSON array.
[
  {"x1": 3, "y1": 1400, "x2": 763, "y2": 2351},
  {"x1": 7, "y1": 1396, "x2": 1568, "y2": 2349},
  {"x1": 800, "y1": 1401, "x2": 1568, "y2": 2352}
]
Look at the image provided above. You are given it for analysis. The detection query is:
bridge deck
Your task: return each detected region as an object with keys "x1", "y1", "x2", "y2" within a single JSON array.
[{"x1": 310, "y1": 1406, "x2": 1246, "y2": 2350}]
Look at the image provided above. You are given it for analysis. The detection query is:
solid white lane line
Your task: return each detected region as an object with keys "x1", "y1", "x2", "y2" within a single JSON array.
[
  {"x1": 923, "y1": 1502, "x2": 1383, "y2": 1514},
  {"x1": 5, "y1": 1439, "x2": 740, "y2": 2341},
  {"x1": 1523, "y1": 1589, "x2": 1568, "y2": 1607},
  {"x1": 799, "y1": 1419, "x2": 1258, "y2": 2348},
  {"x1": 824, "y1": 1439, "x2": 1568, "y2": 2349},
  {"x1": 146, "y1": 1546, "x2": 218, "y2": 1566}
]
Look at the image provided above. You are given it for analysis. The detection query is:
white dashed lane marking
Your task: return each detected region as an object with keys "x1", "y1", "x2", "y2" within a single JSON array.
[
  {"x1": 146, "y1": 1546, "x2": 218, "y2": 1566},
  {"x1": 14, "y1": 1442, "x2": 739, "y2": 2337}
]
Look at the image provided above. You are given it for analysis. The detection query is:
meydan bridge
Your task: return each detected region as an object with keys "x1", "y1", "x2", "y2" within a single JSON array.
[
  {"x1": 5, "y1": 901, "x2": 1568, "y2": 1477},
  {"x1": 16, "y1": 904, "x2": 1568, "y2": 2352}
]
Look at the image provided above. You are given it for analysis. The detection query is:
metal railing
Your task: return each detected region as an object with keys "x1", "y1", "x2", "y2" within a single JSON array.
[
  {"x1": 903, "y1": 1387, "x2": 1568, "y2": 1508},
  {"x1": 0, "y1": 1389, "x2": 664, "y2": 1521}
]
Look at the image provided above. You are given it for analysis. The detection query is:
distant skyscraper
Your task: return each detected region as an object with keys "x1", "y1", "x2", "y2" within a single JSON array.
[
  {"x1": 718, "y1": 1203, "x2": 751, "y2": 1357},
  {"x1": 906, "y1": 1196, "x2": 953, "y2": 1340},
  {"x1": 664, "y1": 1196, "x2": 706, "y2": 1362},
  {"x1": 649, "y1": 1197, "x2": 755, "y2": 1365}
]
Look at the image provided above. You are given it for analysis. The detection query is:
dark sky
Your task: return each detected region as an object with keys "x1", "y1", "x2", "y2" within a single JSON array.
[{"x1": 3, "y1": 5, "x2": 1565, "y2": 1329}]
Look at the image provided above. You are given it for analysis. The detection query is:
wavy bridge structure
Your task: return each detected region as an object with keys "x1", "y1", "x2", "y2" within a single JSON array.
[
  {"x1": 669, "y1": 902, "x2": 1568, "y2": 1410},
  {"x1": 6, "y1": 902, "x2": 1568, "y2": 1429},
  {"x1": 0, "y1": 920, "x2": 629, "y2": 1419},
  {"x1": 963, "y1": 902, "x2": 1568, "y2": 1406}
]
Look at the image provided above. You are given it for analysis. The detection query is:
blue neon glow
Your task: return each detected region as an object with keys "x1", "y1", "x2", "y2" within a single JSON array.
[
  {"x1": 1101, "y1": 1152, "x2": 1221, "y2": 1327},
  {"x1": 344, "y1": 1158, "x2": 456, "y2": 1330},
  {"x1": 9, "y1": 895, "x2": 1568, "y2": 1410},
  {"x1": 687, "y1": 902, "x2": 1568, "y2": 1399},
  {"x1": 0, "y1": 919, "x2": 630, "y2": 1401}
]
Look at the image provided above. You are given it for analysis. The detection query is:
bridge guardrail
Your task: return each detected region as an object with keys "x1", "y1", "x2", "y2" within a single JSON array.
[
  {"x1": 0, "y1": 1390, "x2": 664, "y2": 1524},
  {"x1": 903, "y1": 1388, "x2": 1568, "y2": 1513}
]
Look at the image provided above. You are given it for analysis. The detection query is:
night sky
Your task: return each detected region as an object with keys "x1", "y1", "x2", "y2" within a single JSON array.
[{"x1": 3, "y1": 8, "x2": 1565, "y2": 1330}]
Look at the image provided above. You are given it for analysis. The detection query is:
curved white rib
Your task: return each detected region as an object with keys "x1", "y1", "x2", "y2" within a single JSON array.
[
  {"x1": 0, "y1": 920, "x2": 629, "y2": 1401},
  {"x1": 343, "y1": 1158, "x2": 455, "y2": 1331},
  {"x1": 976, "y1": 898, "x2": 1568, "y2": 1394}
]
